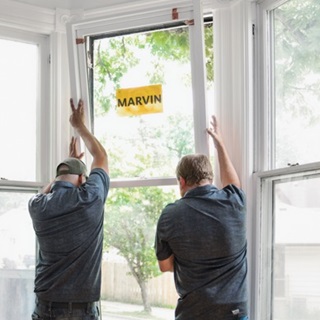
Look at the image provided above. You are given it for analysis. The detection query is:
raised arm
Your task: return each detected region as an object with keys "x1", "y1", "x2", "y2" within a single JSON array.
[
  {"x1": 69, "y1": 136, "x2": 85, "y2": 160},
  {"x1": 69, "y1": 98, "x2": 109, "y2": 174},
  {"x1": 206, "y1": 115, "x2": 240, "y2": 188}
]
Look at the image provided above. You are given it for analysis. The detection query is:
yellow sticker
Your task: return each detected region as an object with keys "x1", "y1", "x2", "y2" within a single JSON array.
[{"x1": 116, "y1": 84, "x2": 163, "y2": 116}]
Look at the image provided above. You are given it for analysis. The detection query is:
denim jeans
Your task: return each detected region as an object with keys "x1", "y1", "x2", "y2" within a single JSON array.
[
  {"x1": 31, "y1": 300, "x2": 100, "y2": 320},
  {"x1": 239, "y1": 317, "x2": 249, "y2": 320}
]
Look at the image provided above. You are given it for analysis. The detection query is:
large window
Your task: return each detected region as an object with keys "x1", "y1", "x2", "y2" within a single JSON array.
[
  {"x1": 91, "y1": 22, "x2": 213, "y2": 317},
  {"x1": 0, "y1": 28, "x2": 49, "y2": 320},
  {"x1": 68, "y1": 3, "x2": 213, "y2": 317},
  {"x1": 257, "y1": 1, "x2": 320, "y2": 319}
]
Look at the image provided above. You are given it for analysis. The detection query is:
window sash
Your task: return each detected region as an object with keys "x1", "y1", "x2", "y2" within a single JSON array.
[
  {"x1": 0, "y1": 26, "x2": 50, "y2": 184},
  {"x1": 256, "y1": 161, "x2": 320, "y2": 320},
  {"x1": 0, "y1": 186, "x2": 41, "y2": 319},
  {"x1": 66, "y1": 1, "x2": 209, "y2": 188}
]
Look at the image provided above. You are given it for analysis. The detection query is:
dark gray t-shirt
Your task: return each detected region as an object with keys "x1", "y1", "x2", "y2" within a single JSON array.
[
  {"x1": 29, "y1": 168, "x2": 109, "y2": 302},
  {"x1": 155, "y1": 184, "x2": 248, "y2": 320}
]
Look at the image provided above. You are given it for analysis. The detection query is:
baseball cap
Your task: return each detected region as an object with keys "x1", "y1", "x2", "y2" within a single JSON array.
[{"x1": 56, "y1": 157, "x2": 87, "y2": 177}]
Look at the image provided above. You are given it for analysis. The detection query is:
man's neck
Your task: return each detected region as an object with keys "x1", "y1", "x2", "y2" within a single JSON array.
[{"x1": 183, "y1": 179, "x2": 211, "y2": 196}]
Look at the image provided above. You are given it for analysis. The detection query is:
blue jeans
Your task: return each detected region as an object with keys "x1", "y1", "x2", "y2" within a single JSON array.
[
  {"x1": 239, "y1": 317, "x2": 249, "y2": 320},
  {"x1": 31, "y1": 300, "x2": 100, "y2": 320}
]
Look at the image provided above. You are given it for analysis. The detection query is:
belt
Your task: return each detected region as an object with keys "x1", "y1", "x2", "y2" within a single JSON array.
[{"x1": 38, "y1": 299, "x2": 96, "y2": 309}]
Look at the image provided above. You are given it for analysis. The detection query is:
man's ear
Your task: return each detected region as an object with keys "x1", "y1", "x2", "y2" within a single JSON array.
[
  {"x1": 78, "y1": 174, "x2": 85, "y2": 185},
  {"x1": 178, "y1": 176, "x2": 186, "y2": 187},
  {"x1": 178, "y1": 176, "x2": 187, "y2": 197}
]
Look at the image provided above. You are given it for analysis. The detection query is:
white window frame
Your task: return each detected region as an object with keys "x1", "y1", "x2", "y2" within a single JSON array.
[
  {"x1": 255, "y1": 162, "x2": 320, "y2": 320},
  {"x1": 254, "y1": 0, "x2": 320, "y2": 319},
  {"x1": 0, "y1": 26, "x2": 50, "y2": 318},
  {"x1": 0, "y1": 26, "x2": 50, "y2": 187},
  {"x1": 255, "y1": 0, "x2": 284, "y2": 173}
]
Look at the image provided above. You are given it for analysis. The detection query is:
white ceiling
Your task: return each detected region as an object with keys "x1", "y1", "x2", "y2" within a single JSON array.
[
  {"x1": 8, "y1": 0, "x2": 136, "y2": 10},
  {"x1": 8, "y1": 0, "x2": 236, "y2": 11}
]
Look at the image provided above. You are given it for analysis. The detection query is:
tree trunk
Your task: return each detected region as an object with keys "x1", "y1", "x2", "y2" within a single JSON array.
[
  {"x1": 139, "y1": 279, "x2": 151, "y2": 313},
  {"x1": 125, "y1": 259, "x2": 152, "y2": 314}
]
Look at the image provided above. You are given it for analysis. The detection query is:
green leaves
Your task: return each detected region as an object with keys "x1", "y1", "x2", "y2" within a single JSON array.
[{"x1": 104, "y1": 186, "x2": 176, "y2": 282}]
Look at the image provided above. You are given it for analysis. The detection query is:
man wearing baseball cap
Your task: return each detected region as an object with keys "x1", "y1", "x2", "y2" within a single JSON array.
[
  {"x1": 56, "y1": 157, "x2": 88, "y2": 178},
  {"x1": 29, "y1": 98, "x2": 109, "y2": 320}
]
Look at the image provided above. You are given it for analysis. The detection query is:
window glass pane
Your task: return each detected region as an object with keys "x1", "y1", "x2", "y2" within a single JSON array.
[
  {"x1": 0, "y1": 191, "x2": 36, "y2": 319},
  {"x1": 93, "y1": 26, "x2": 194, "y2": 179},
  {"x1": 101, "y1": 186, "x2": 179, "y2": 318},
  {"x1": 0, "y1": 39, "x2": 37, "y2": 181},
  {"x1": 273, "y1": 176, "x2": 320, "y2": 319},
  {"x1": 273, "y1": 0, "x2": 320, "y2": 168}
]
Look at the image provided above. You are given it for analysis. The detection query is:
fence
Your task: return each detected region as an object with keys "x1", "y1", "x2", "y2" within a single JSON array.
[
  {"x1": 0, "y1": 269, "x2": 34, "y2": 320},
  {"x1": 101, "y1": 261, "x2": 178, "y2": 307}
]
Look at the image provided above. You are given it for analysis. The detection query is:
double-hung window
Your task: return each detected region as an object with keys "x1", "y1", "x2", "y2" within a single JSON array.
[
  {"x1": 256, "y1": 0, "x2": 320, "y2": 319},
  {"x1": 0, "y1": 27, "x2": 49, "y2": 319},
  {"x1": 67, "y1": 1, "x2": 213, "y2": 316}
]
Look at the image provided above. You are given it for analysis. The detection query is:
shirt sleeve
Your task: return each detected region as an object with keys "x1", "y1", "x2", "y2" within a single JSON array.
[
  {"x1": 223, "y1": 184, "x2": 246, "y2": 208},
  {"x1": 86, "y1": 168, "x2": 110, "y2": 202},
  {"x1": 154, "y1": 212, "x2": 173, "y2": 261},
  {"x1": 28, "y1": 193, "x2": 47, "y2": 217}
]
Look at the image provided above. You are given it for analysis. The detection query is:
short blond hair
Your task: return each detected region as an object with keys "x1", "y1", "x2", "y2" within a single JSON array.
[{"x1": 176, "y1": 154, "x2": 213, "y2": 185}]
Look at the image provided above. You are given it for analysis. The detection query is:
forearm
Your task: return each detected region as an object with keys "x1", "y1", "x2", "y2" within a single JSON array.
[
  {"x1": 158, "y1": 254, "x2": 174, "y2": 272},
  {"x1": 74, "y1": 123, "x2": 108, "y2": 172},
  {"x1": 215, "y1": 142, "x2": 241, "y2": 188},
  {"x1": 75, "y1": 123, "x2": 105, "y2": 158},
  {"x1": 41, "y1": 181, "x2": 54, "y2": 194},
  {"x1": 206, "y1": 115, "x2": 241, "y2": 188},
  {"x1": 69, "y1": 98, "x2": 108, "y2": 173}
]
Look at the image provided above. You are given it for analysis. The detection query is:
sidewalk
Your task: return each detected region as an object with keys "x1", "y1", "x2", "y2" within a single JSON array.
[{"x1": 101, "y1": 300, "x2": 175, "y2": 320}]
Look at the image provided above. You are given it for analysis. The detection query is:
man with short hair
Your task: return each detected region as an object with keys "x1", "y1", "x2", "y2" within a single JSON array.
[
  {"x1": 29, "y1": 98, "x2": 109, "y2": 320},
  {"x1": 155, "y1": 115, "x2": 248, "y2": 320}
]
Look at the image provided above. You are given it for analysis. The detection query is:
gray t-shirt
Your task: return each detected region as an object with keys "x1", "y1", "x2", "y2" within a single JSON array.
[
  {"x1": 155, "y1": 184, "x2": 248, "y2": 320},
  {"x1": 29, "y1": 168, "x2": 109, "y2": 302}
]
